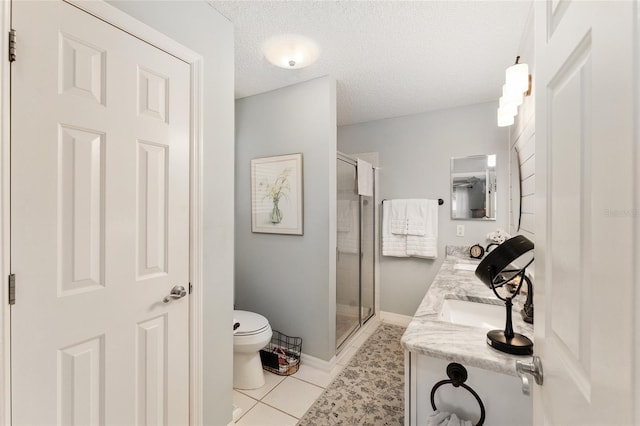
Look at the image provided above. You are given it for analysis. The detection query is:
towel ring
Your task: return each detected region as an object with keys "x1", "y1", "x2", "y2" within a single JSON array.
[{"x1": 430, "y1": 363, "x2": 486, "y2": 426}]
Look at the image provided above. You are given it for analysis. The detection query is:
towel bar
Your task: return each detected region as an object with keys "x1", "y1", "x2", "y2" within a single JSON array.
[
  {"x1": 381, "y1": 198, "x2": 444, "y2": 205},
  {"x1": 430, "y1": 362, "x2": 485, "y2": 426}
]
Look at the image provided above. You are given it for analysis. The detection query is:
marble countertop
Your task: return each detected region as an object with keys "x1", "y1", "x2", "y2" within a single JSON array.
[{"x1": 400, "y1": 246, "x2": 534, "y2": 377}]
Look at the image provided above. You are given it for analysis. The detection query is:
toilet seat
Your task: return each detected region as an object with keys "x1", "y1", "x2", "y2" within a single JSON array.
[
  {"x1": 234, "y1": 310, "x2": 270, "y2": 336},
  {"x1": 235, "y1": 325, "x2": 270, "y2": 336}
]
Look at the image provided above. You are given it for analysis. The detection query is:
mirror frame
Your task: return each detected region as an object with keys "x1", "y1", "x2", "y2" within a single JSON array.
[{"x1": 510, "y1": 147, "x2": 522, "y2": 232}]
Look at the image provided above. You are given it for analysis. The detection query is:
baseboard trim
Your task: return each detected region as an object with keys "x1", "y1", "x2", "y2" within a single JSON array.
[
  {"x1": 300, "y1": 352, "x2": 337, "y2": 372},
  {"x1": 230, "y1": 404, "x2": 243, "y2": 425},
  {"x1": 301, "y1": 313, "x2": 394, "y2": 372},
  {"x1": 380, "y1": 311, "x2": 413, "y2": 327},
  {"x1": 362, "y1": 315, "x2": 381, "y2": 332}
]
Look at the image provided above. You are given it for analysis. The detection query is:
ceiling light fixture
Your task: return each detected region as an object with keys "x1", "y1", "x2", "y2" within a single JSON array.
[
  {"x1": 263, "y1": 34, "x2": 320, "y2": 70},
  {"x1": 497, "y1": 56, "x2": 531, "y2": 127}
]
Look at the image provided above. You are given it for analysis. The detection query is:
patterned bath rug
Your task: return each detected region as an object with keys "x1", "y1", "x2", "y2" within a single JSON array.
[{"x1": 297, "y1": 323, "x2": 406, "y2": 425}]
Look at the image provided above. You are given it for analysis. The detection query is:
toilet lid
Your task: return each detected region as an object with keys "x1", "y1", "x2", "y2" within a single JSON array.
[{"x1": 234, "y1": 310, "x2": 269, "y2": 336}]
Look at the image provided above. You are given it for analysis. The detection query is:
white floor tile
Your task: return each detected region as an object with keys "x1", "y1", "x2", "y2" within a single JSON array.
[
  {"x1": 236, "y1": 371, "x2": 285, "y2": 400},
  {"x1": 292, "y1": 363, "x2": 339, "y2": 388},
  {"x1": 262, "y1": 377, "x2": 325, "y2": 419},
  {"x1": 233, "y1": 391, "x2": 258, "y2": 421},
  {"x1": 235, "y1": 402, "x2": 298, "y2": 426}
]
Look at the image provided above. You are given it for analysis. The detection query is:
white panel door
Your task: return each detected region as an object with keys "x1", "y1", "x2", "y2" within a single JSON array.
[
  {"x1": 534, "y1": 1, "x2": 636, "y2": 424},
  {"x1": 10, "y1": 1, "x2": 191, "y2": 425}
]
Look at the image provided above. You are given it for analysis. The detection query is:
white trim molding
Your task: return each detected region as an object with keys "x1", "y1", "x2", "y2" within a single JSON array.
[
  {"x1": 0, "y1": 1, "x2": 12, "y2": 424},
  {"x1": 187, "y1": 56, "x2": 205, "y2": 426},
  {"x1": 380, "y1": 311, "x2": 413, "y2": 327},
  {"x1": 300, "y1": 352, "x2": 337, "y2": 373}
]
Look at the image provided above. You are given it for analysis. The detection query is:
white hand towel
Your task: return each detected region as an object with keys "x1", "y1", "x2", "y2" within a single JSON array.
[
  {"x1": 389, "y1": 199, "x2": 408, "y2": 235},
  {"x1": 357, "y1": 159, "x2": 373, "y2": 196},
  {"x1": 406, "y1": 236, "x2": 438, "y2": 258},
  {"x1": 406, "y1": 199, "x2": 428, "y2": 236},
  {"x1": 382, "y1": 200, "x2": 408, "y2": 257},
  {"x1": 426, "y1": 410, "x2": 473, "y2": 426},
  {"x1": 390, "y1": 199, "x2": 428, "y2": 236},
  {"x1": 406, "y1": 199, "x2": 438, "y2": 258}
]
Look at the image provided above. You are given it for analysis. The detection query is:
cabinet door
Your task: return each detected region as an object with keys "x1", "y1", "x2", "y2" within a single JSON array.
[{"x1": 407, "y1": 353, "x2": 531, "y2": 426}]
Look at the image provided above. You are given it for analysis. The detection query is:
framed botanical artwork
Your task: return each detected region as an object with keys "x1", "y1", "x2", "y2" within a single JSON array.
[{"x1": 251, "y1": 153, "x2": 303, "y2": 235}]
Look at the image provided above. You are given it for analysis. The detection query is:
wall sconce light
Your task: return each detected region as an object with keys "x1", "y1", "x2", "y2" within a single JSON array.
[
  {"x1": 262, "y1": 34, "x2": 320, "y2": 69},
  {"x1": 497, "y1": 56, "x2": 531, "y2": 127}
]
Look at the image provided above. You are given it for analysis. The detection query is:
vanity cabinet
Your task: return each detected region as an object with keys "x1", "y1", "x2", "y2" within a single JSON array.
[
  {"x1": 401, "y1": 247, "x2": 534, "y2": 426},
  {"x1": 405, "y1": 352, "x2": 531, "y2": 425}
]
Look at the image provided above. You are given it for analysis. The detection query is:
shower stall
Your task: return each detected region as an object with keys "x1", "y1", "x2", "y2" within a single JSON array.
[{"x1": 336, "y1": 152, "x2": 376, "y2": 350}]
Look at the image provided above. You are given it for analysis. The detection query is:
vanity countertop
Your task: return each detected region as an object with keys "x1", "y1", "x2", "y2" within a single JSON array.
[{"x1": 400, "y1": 246, "x2": 534, "y2": 377}]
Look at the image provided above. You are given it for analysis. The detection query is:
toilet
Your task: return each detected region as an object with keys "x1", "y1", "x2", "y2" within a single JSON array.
[{"x1": 233, "y1": 310, "x2": 272, "y2": 390}]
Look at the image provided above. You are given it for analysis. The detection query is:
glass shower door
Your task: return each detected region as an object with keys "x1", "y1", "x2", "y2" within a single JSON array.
[
  {"x1": 336, "y1": 158, "x2": 360, "y2": 348},
  {"x1": 360, "y1": 193, "x2": 375, "y2": 324}
]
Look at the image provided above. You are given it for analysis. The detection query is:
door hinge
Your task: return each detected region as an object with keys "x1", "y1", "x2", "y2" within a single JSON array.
[
  {"x1": 8, "y1": 274, "x2": 15, "y2": 305},
  {"x1": 8, "y1": 29, "x2": 16, "y2": 63},
  {"x1": 189, "y1": 283, "x2": 192, "y2": 294}
]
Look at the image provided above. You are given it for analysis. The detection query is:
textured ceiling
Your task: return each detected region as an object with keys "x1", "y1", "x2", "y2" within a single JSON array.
[{"x1": 209, "y1": 1, "x2": 532, "y2": 126}]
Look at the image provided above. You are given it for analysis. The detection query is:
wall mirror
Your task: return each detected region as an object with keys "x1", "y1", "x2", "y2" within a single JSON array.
[{"x1": 451, "y1": 154, "x2": 497, "y2": 220}]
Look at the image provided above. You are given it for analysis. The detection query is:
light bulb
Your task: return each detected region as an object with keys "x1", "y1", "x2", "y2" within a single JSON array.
[
  {"x1": 499, "y1": 96, "x2": 518, "y2": 116},
  {"x1": 506, "y1": 63, "x2": 529, "y2": 95},
  {"x1": 502, "y1": 84, "x2": 523, "y2": 107},
  {"x1": 497, "y1": 107, "x2": 514, "y2": 127}
]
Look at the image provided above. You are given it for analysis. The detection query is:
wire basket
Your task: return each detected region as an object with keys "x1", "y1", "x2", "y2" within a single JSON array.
[{"x1": 259, "y1": 330, "x2": 302, "y2": 376}]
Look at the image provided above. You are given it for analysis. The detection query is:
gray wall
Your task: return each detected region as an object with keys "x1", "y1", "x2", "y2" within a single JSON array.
[
  {"x1": 338, "y1": 102, "x2": 509, "y2": 316},
  {"x1": 235, "y1": 77, "x2": 337, "y2": 361},
  {"x1": 107, "y1": 2, "x2": 235, "y2": 424}
]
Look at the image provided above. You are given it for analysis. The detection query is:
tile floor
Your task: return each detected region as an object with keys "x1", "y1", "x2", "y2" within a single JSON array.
[{"x1": 233, "y1": 320, "x2": 380, "y2": 425}]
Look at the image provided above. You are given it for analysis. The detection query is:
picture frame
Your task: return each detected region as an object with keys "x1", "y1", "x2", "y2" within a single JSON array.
[{"x1": 251, "y1": 153, "x2": 303, "y2": 235}]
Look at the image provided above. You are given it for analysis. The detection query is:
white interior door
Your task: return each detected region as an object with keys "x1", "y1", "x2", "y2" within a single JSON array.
[
  {"x1": 534, "y1": 1, "x2": 637, "y2": 424},
  {"x1": 10, "y1": 1, "x2": 191, "y2": 424}
]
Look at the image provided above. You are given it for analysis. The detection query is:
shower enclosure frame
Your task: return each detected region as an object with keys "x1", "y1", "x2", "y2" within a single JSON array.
[{"x1": 336, "y1": 152, "x2": 376, "y2": 351}]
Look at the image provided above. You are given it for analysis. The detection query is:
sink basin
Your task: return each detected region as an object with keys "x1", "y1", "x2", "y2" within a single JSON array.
[{"x1": 439, "y1": 298, "x2": 505, "y2": 330}]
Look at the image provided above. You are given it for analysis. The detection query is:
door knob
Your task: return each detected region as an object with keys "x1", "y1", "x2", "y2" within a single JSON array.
[
  {"x1": 515, "y1": 356, "x2": 543, "y2": 396},
  {"x1": 163, "y1": 285, "x2": 187, "y2": 303}
]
